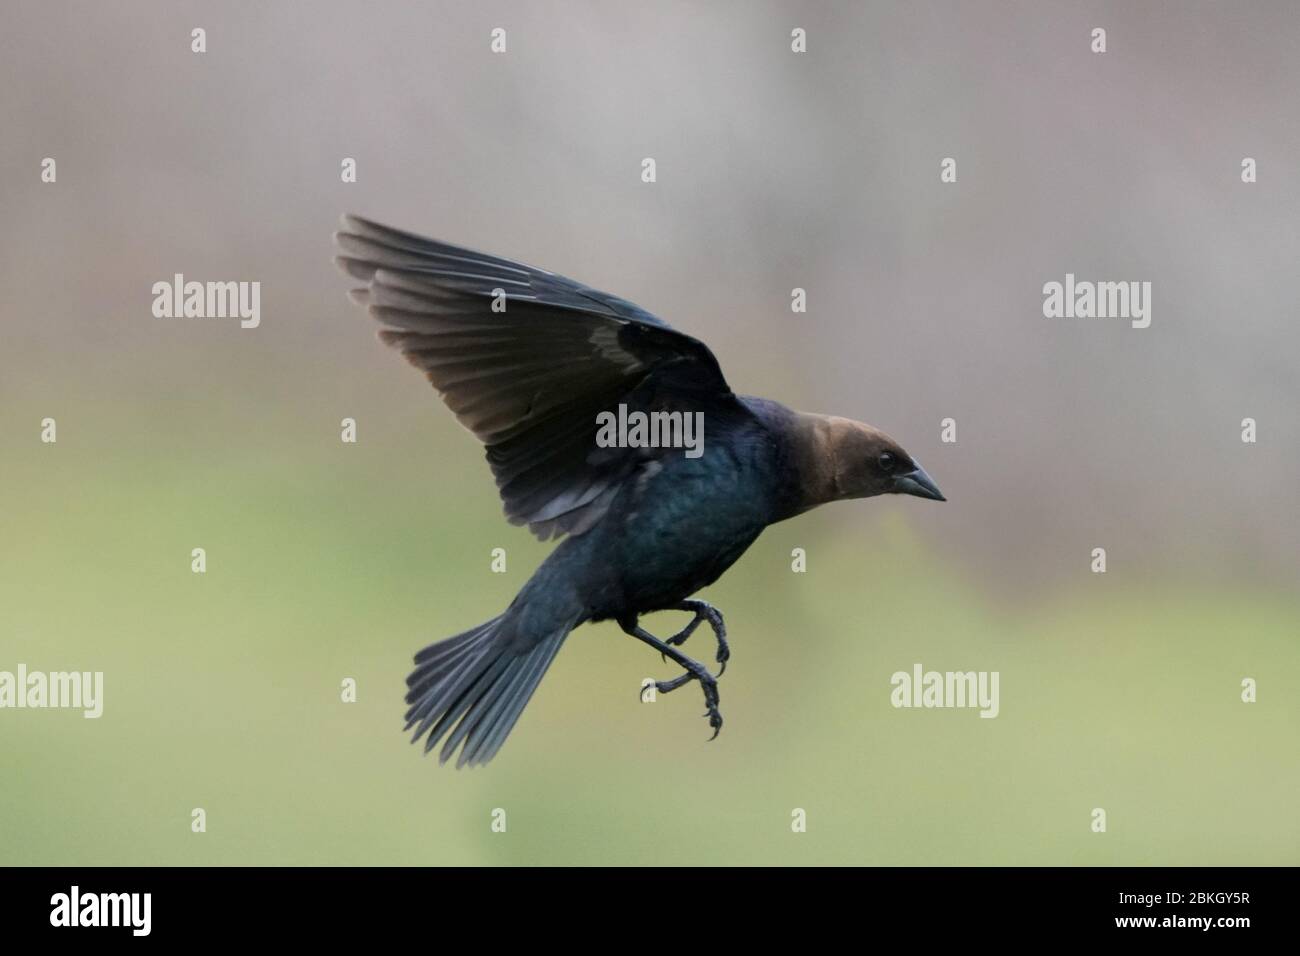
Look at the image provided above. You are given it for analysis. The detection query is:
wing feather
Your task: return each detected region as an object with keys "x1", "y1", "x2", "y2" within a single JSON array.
[{"x1": 335, "y1": 214, "x2": 742, "y2": 539}]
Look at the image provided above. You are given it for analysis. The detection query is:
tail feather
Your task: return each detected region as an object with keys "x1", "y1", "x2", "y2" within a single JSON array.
[
  {"x1": 405, "y1": 624, "x2": 493, "y2": 702},
  {"x1": 404, "y1": 612, "x2": 573, "y2": 767}
]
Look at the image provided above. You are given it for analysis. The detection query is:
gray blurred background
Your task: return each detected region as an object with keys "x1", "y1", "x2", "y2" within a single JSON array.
[
  {"x1": 1, "y1": 2, "x2": 1296, "y2": 865},
  {"x1": 4, "y1": 0, "x2": 1297, "y2": 591}
]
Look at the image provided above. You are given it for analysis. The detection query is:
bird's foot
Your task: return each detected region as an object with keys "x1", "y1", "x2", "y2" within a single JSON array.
[
  {"x1": 653, "y1": 657, "x2": 723, "y2": 741},
  {"x1": 661, "y1": 600, "x2": 730, "y2": 675},
  {"x1": 622, "y1": 616, "x2": 725, "y2": 741}
]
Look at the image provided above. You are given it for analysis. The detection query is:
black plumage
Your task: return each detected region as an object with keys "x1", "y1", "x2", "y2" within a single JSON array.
[{"x1": 335, "y1": 215, "x2": 944, "y2": 767}]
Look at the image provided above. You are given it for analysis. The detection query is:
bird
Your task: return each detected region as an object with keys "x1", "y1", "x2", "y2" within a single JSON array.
[{"x1": 334, "y1": 214, "x2": 945, "y2": 768}]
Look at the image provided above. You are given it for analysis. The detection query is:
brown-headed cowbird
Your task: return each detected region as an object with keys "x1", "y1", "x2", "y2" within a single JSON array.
[{"x1": 335, "y1": 215, "x2": 944, "y2": 767}]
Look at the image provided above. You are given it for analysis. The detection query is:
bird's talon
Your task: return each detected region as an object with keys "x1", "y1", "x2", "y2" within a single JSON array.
[{"x1": 705, "y1": 708, "x2": 724, "y2": 740}]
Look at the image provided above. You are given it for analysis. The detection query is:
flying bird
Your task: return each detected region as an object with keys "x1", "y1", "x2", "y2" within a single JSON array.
[{"x1": 334, "y1": 215, "x2": 945, "y2": 767}]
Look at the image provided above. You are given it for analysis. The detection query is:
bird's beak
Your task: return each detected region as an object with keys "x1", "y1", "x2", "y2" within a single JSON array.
[{"x1": 893, "y1": 463, "x2": 946, "y2": 501}]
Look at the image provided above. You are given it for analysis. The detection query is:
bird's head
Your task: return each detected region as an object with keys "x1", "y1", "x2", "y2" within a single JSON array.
[{"x1": 806, "y1": 415, "x2": 946, "y2": 504}]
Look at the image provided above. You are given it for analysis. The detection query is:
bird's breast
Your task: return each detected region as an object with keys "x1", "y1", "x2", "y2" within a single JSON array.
[{"x1": 604, "y1": 440, "x2": 776, "y2": 612}]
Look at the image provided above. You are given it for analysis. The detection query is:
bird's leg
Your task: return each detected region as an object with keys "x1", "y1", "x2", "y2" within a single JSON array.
[
  {"x1": 664, "y1": 600, "x2": 729, "y2": 674},
  {"x1": 620, "y1": 616, "x2": 723, "y2": 740}
]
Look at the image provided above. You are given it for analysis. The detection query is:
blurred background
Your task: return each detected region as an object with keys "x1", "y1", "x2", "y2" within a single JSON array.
[{"x1": 1, "y1": 1, "x2": 1296, "y2": 865}]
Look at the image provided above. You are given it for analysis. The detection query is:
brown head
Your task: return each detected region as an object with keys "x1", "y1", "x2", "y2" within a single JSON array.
[{"x1": 791, "y1": 412, "x2": 946, "y2": 513}]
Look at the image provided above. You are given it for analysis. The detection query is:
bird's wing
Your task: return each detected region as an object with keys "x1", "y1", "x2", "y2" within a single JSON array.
[{"x1": 335, "y1": 214, "x2": 743, "y2": 540}]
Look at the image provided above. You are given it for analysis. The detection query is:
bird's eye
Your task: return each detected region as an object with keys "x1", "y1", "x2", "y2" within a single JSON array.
[{"x1": 878, "y1": 452, "x2": 896, "y2": 472}]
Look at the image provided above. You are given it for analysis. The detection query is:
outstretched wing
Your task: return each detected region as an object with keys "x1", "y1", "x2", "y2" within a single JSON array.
[{"x1": 335, "y1": 214, "x2": 742, "y2": 540}]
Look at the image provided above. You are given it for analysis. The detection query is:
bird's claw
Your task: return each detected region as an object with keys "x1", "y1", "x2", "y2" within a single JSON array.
[
  {"x1": 653, "y1": 673, "x2": 689, "y2": 695},
  {"x1": 665, "y1": 619, "x2": 700, "y2": 648},
  {"x1": 672, "y1": 602, "x2": 729, "y2": 677},
  {"x1": 705, "y1": 706, "x2": 723, "y2": 740},
  {"x1": 625, "y1": 612, "x2": 727, "y2": 741},
  {"x1": 698, "y1": 677, "x2": 723, "y2": 740},
  {"x1": 651, "y1": 664, "x2": 724, "y2": 739}
]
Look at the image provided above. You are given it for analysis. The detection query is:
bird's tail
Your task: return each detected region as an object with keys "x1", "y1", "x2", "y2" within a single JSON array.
[{"x1": 404, "y1": 607, "x2": 576, "y2": 768}]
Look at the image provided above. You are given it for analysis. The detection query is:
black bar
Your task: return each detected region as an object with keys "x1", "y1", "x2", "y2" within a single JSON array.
[{"x1": 0, "y1": 867, "x2": 1282, "y2": 940}]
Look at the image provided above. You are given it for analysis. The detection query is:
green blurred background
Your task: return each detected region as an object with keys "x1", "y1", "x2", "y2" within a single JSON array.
[{"x1": 2, "y1": 1, "x2": 1297, "y2": 865}]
